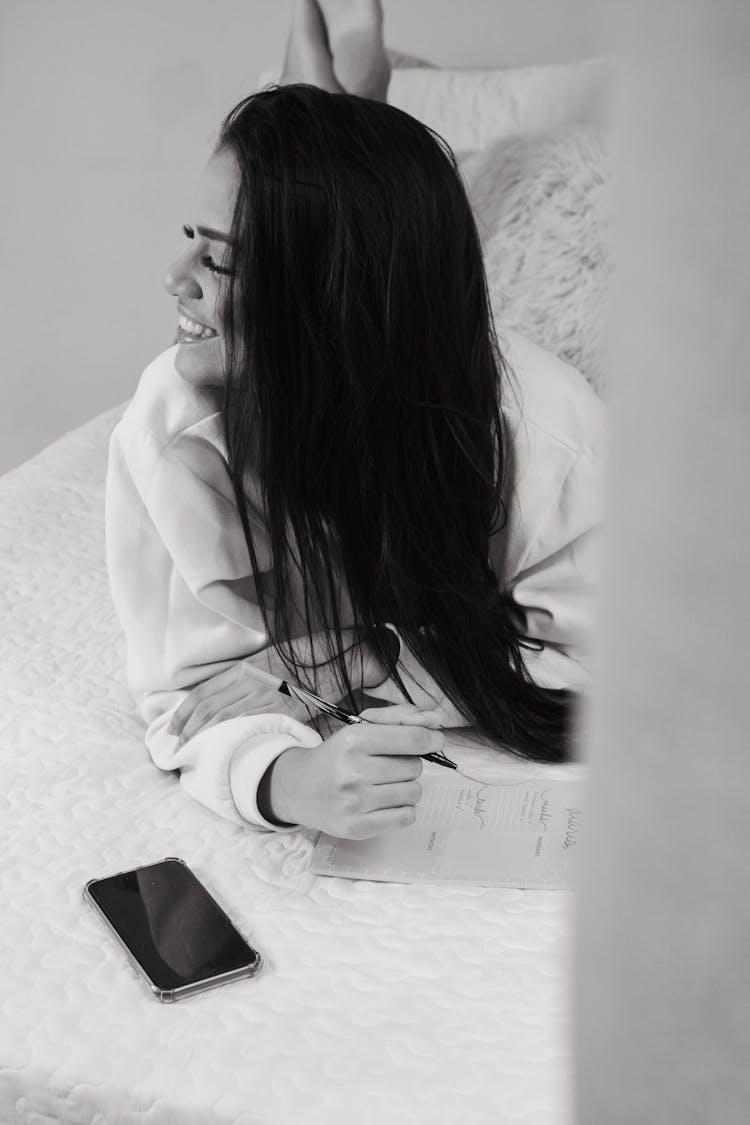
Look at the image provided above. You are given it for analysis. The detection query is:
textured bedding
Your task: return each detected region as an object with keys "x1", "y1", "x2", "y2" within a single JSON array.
[{"x1": 1, "y1": 60, "x2": 612, "y2": 1125}]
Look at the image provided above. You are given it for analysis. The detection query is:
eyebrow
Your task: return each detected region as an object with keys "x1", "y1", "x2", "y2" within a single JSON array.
[{"x1": 195, "y1": 224, "x2": 234, "y2": 244}]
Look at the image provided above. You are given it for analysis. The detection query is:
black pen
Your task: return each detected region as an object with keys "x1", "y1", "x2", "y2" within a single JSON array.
[{"x1": 241, "y1": 661, "x2": 459, "y2": 771}]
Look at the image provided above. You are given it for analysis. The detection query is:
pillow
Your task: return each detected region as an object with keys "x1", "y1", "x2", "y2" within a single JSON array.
[
  {"x1": 386, "y1": 58, "x2": 615, "y2": 153},
  {"x1": 385, "y1": 61, "x2": 615, "y2": 398},
  {"x1": 462, "y1": 123, "x2": 613, "y2": 398}
]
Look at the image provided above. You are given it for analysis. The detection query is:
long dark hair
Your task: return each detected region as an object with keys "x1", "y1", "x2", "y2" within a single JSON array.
[{"x1": 217, "y1": 84, "x2": 575, "y2": 763}]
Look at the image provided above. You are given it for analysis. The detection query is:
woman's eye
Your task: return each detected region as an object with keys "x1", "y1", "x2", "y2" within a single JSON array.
[
  {"x1": 201, "y1": 255, "x2": 232, "y2": 277},
  {"x1": 181, "y1": 225, "x2": 231, "y2": 275}
]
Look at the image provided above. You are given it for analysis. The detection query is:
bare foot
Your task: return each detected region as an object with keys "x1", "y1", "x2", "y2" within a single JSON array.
[
  {"x1": 316, "y1": 0, "x2": 391, "y2": 100},
  {"x1": 281, "y1": 0, "x2": 343, "y2": 92}
]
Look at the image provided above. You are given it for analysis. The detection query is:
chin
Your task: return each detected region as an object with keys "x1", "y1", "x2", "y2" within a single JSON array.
[{"x1": 174, "y1": 338, "x2": 224, "y2": 387}]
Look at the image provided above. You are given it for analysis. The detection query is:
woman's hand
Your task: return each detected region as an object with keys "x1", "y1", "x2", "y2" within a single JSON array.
[
  {"x1": 358, "y1": 700, "x2": 471, "y2": 730},
  {"x1": 168, "y1": 660, "x2": 311, "y2": 746},
  {"x1": 168, "y1": 629, "x2": 393, "y2": 746},
  {"x1": 264, "y1": 721, "x2": 442, "y2": 838}
]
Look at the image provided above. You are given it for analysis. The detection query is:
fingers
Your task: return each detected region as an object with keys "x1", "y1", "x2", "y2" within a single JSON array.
[
  {"x1": 360, "y1": 699, "x2": 470, "y2": 731},
  {"x1": 365, "y1": 753, "x2": 423, "y2": 784},
  {"x1": 359, "y1": 703, "x2": 443, "y2": 728},
  {"x1": 173, "y1": 683, "x2": 278, "y2": 744},
  {"x1": 344, "y1": 805, "x2": 418, "y2": 839},
  {"x1": 168, "y1": 664, "x2": 241, "y2": 735},
  {"x1": 178, "y1": 686, "x2": 238, "y2": 739},
  {"x1": 351, "y1": 721, "x2": 445, "y2": 758},
  {"x1": 362, "y1": 779, "x2": 422, "y2": 814},
  {"x1": 178, "y1": 699, "x2": 267, "y2": 741}
]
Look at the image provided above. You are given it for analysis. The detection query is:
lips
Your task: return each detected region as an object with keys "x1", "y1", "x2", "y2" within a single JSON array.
[{"x1": 177, "y1": 309, "x2": 218, "y2": 340}]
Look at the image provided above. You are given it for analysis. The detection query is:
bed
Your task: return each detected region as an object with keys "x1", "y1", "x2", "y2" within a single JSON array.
[{"x1": 1, "y1": 58, "x2": 613, "y2": 1124}]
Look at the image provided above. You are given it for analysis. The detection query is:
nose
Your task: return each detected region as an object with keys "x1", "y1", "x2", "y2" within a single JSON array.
[{"x1": 163, "y1": 250, "x2": 202, "y2": 301}]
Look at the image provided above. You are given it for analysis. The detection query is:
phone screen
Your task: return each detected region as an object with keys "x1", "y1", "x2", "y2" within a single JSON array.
[{"x1": 86, "y1": 859, "x2": 259, "y2": 992}]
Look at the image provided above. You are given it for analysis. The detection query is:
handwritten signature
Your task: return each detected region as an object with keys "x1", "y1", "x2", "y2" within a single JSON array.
[
  {"x1": 472, "y1": 787, "x2": 488, "y2": 828},
  {"x1": 538, "y1": 790, "x2": 553, "y2": 833},
  {"x1": 562, "y1": 806, "x2": 583, "y2": 850}
]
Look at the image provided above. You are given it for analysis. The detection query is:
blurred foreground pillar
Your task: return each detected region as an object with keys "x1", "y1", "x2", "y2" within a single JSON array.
[{"x1": 576, "y1": 2, "x2": 750, "y2": 1123}]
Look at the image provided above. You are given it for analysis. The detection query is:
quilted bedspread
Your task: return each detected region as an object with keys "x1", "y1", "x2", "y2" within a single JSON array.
[{"x1": 1, "y1": 60, "x2": 612, "y2": 1125}]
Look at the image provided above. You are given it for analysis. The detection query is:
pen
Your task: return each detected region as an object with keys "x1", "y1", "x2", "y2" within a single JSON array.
[{"x1": 241, "y1": 661, "x2": 459, "y2": 772}]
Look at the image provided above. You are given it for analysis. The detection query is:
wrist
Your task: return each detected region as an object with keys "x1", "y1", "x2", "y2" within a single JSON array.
[{"x1": 258, "y1": 745, "x2": 308, "y2": 826}]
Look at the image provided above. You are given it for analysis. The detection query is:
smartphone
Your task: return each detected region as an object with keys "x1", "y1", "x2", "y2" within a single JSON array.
[{"x1": 82, "y1": 857, "x2": 262, "y2": 1003}]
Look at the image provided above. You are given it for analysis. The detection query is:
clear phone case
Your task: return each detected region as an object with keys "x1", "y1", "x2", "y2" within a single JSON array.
[{"x1": 82, "y1": 856, "x2": 262, "y2": 1003}]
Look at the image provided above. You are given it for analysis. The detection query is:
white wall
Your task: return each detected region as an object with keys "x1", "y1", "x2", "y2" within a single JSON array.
[
  {"x1": 575, "y1": 2, "x2": 750, "y2": 1121},
  {"x1": 0, "y1": 0, "x2": 602, "y2": 475}
]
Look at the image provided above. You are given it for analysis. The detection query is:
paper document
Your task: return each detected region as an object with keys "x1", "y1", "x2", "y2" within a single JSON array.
[{"x1": 310, "y1": 771, "x2": 584, "y2": 889}]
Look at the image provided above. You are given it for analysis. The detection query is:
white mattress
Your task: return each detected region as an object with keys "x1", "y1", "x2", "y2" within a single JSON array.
[{"x1": 1, "y1": 60, "x2": 611, "y2": 1124}]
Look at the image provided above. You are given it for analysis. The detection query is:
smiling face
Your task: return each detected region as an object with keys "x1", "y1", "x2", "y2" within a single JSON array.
[{"x1": 163, "y1": 149, "x2": 239, "y2": 386}]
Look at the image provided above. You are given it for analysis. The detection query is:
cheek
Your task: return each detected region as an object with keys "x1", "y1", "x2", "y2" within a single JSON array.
[
  {"x1": 174, "y1": 335, "x2": 225, "y2": 387},
  {"x1": 209, "y1": 284, "x2": 225, "y2": 330},
  {"x1": 212, "y1": 276, "x2": 233, "y2": 333}
]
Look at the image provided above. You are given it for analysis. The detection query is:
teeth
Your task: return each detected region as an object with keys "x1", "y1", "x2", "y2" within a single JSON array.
[{"x1": 179, "y1": 314, "x2": 218, "y2": 338}]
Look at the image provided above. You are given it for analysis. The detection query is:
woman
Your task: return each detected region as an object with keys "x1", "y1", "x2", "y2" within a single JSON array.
[{"x1": 106, "y1": 4, "x2": 605, "y2": 839}]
